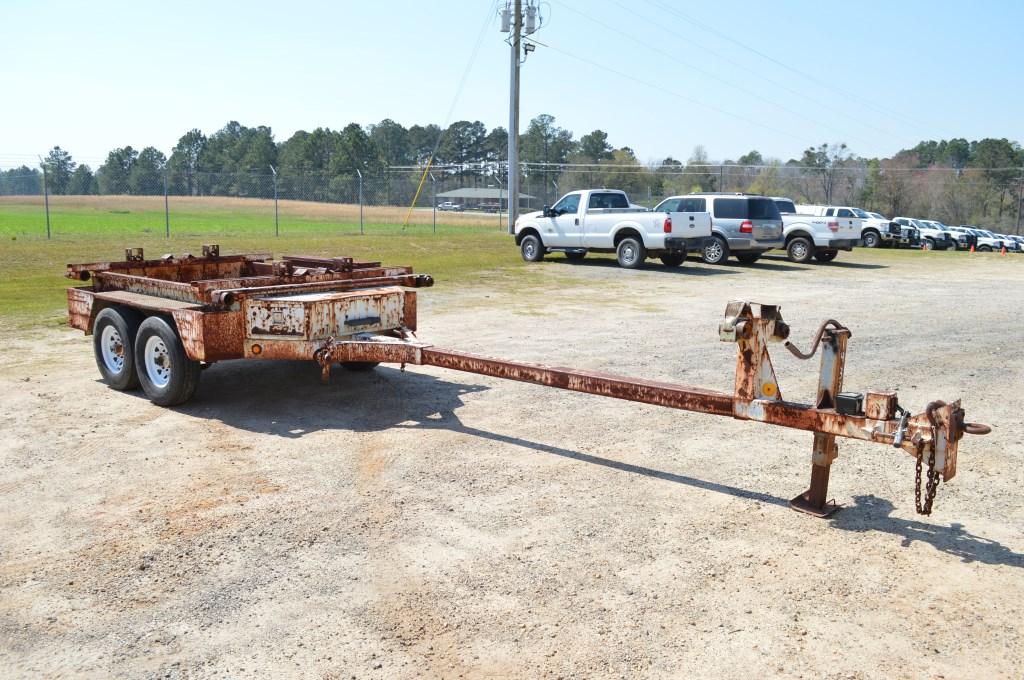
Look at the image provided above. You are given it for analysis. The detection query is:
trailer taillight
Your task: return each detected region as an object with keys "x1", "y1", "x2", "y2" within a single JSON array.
[
  {"x1": 828, "y1": 220, "x2": 839, "y2": 232},
  {"x1": 740, "y1": 220, "x2": 753, "y2": 234},
  {"x1": 664, "y1": 215, "x2": 672, "y2": 233}
]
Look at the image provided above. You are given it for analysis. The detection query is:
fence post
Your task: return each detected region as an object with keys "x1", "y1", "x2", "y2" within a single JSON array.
[
  {"x1": 163, "y1": 167, "x2": 170, "y2": 238},
  {"x1": 1016, "y1": 172, "x2": 1023, "y2": 235},
  {"x1": 356, "y1": 169, "x2": 364, "y2": 235},
  {"x1": 719, "y1": 164, "x2": 725, "y2": 192},
  {"x1": 429, "y1": 172, "x2": 436, "y2": 234},
  {"x1": 270, "y1": 165, "x2": 279, "y2": 237},
  {"x1": 39, "y1": 157, "x2": 51, "y2": 239}
]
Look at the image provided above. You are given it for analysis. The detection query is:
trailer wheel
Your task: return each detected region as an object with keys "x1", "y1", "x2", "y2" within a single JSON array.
[
  {"x1": 814, "y1": 249, "x2": 838, "y2": 262},
  {"x1": 786, "y1": 236, "x2": 814, "y2": 263},
  {"x1": 342, "y1": 362, "x2": 380, "y2": 371},
  {"x1": 616, "y1": 236, "x2": 646, "y2": 268},
  {"x1": 520, "y1": 234, "x2": 544, "y2": 262},
  {"x1": 93, "y1": 307, "x2": 142, "y2": 390},
  {"x1": 659, "y1": 253, "x2": 685, "y2": 267},
  {"x1": 134, "y1": 316, "x2": 201, "y2": 406}
]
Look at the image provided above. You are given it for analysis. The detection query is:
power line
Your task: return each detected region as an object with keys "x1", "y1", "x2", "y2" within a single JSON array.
[
  {"x1": 554, "y1": 0, "x2": 884, "y2": 148},
  {"x1": 641, "y1": 0, "x2": 924, "y2": 130}
]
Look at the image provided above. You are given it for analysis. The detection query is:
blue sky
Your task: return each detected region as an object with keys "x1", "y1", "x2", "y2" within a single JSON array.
[{"x1": 1, "y1": 0, "x2": 1021, "y2": 169}]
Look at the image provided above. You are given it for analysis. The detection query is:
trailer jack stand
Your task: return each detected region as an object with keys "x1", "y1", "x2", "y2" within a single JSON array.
[{"x1": 320, "y1": 301, "x2": 991, "y2": 518}]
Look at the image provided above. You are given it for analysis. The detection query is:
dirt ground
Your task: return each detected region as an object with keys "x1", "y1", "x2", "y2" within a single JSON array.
[{"x1": 1, "y1": 250, "x2": 1022, "y2": 679}]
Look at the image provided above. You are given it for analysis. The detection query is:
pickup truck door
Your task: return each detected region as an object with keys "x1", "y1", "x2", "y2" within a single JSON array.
[
  {"x1": 665, "y1": 197, "x2": 712, "y2": 239},
  {"x1": 542, "y1": 193, "x2": 583, "y2": 248},
  {"x1": 832, "y1": 208, "x2": 862, "y2": 239}
]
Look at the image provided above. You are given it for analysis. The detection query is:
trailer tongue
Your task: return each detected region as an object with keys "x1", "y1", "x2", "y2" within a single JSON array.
[{"x1": 67, "y1": 246, "x2": 989, "y2": 518}]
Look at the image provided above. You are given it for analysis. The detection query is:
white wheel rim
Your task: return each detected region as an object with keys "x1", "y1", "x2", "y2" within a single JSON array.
[
  {"x1": 792, "y1": 242, "x2": 808, "y2": 258},
  {"x1": 706, "y1": 242, "x2": 723, "y2": 261},
  {"x1": 524, "y1": 240, "x2": 536, "y2": 258},
  {"x1": 144, "y1": 336, "x2": 171, "y2": 388},
  {"x1": 100, "y1": 325, "x2": 125, "y2": 374},
  {"x1": 621, "y1": 243, "x2": 636, "y2": 263}
]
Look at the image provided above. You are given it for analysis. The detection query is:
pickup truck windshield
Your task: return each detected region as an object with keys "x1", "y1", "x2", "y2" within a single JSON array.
[
  {"x1": 588, "y1": 192, "x2": 629, "y2": 209},
  {"x1": 852, "y1": 208, "x2": 869, "y2": 218},
  {"x1": 774, "y1": 199, "x2": 796, "y2": 214}
]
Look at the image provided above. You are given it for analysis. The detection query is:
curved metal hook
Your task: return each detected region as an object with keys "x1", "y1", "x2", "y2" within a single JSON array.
[{"x1": 784, "y1": 319, "x2": 849, "y2": 360}]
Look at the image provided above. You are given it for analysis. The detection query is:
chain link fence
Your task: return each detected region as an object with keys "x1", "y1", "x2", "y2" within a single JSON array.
[{"x1": 1, "y1": 163, "x2": 1021, "y2": 239}]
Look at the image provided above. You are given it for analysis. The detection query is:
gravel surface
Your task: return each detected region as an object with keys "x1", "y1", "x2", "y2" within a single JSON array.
[{"x1": 1, "y1": 251, "x2": 1022, "y2": 679}]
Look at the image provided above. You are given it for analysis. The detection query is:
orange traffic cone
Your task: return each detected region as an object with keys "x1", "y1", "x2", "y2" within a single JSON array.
[
  {"x1": 1001, "y1": 246, "x2": 1007, "y2": 256},
  {"x1": 970, "y1": 244, "x2": 975, "y2": 253}
]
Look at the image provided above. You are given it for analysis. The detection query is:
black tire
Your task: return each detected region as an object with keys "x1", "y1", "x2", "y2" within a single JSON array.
[
  {"x1": 921, "y1": 238, "x2": 935, "y2": 251},
  {"x1": 134, "y1": 316, "x2": 201, "y2": 406},
  {"x1": 978, "y1": 245, "x2": 991, "y2": 252},
  {"x1": 520, "y1": 234, "x2": 544, "y2": 262},
  {"x1": 564, "y1": 250, "x2": 586, "y2": 261},
  {"x1": 342, "y1": 362, "x2": 380, "y2": 371},
  {"x1": 861, "y1": 230, "x2": 880, "y2": 248},
  {"x1": 814, "y1": 249, "x2": 839, "y2": 262},
  {"x1": 659, "y1": 253, "x2": 685, "y2": 267},
  {"x1": 735, "y1": 253, "x2": 761, "y2": 265},
  {"x1": 701, "y1": 235, "x2": 729, "y2": 265},
  {"x1": 92, "y1": 307, "x2": 142, "y2": 390},
  {"x1": 616, "y1": 236, "x2": 646, "y2": 269},
  {"x1": 786, "y1": 236, "x2": 814, "y2": 263}
]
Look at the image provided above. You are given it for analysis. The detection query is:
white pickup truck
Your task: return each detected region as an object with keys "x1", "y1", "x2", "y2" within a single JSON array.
[
  {"x1": 770, "y1": 198, "x2": 862, "y2": 263},
  {"x1": 514, "y1": 189, "x2": 712, "y2": 268}
]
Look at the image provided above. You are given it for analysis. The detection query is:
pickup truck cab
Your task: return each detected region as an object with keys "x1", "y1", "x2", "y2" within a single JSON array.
[
  {"x1": 922, "y1": 220, "x2": 973, "y2": 250},
  {"x1": 893, "y1": 218, "x2": 953, "y2": 250},
  {"x1": 773, "y1": 200, "x2": 862, "y2": 263},
  {"x1": 514, "y1": 189, "x2": 711, "y2": 268}
]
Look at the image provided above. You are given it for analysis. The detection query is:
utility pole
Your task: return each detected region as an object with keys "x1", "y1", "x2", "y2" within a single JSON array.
[
  {"x1": 506, "y1": 0, "x2": 522, "y2": 235},
  {"x1": 501, "y1": 1, "x2": 541, "y2": 235}
]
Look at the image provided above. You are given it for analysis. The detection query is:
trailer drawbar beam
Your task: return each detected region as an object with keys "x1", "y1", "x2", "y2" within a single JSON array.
[{"x1": 316, "y1": 301, "x2": 990, "y2": 517}]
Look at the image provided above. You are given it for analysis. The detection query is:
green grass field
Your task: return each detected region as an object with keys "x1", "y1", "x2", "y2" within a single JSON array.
[{"x1": 0, "y1": 196, "x2": 522, "y2": 329}]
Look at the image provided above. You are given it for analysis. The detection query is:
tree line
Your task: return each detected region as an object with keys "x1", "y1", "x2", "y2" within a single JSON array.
[{"x1": 2, "y1": 115, "x2": 1021, "y2": 228}]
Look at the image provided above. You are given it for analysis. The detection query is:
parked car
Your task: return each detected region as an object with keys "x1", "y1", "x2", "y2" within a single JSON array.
[
  {"x1": 479, "y1": 202, "x2": 501, "y2": 213},
  {"x1": 657, "y1": 193, "x2": 783, "y2": 265},
  {"x1": 771, "y1": 199, "x2": 862, "y2": 263},
  {"x1": 863, "y1": 211, "x2": 916, "y2": 247},
  {"x1": 922, "y1": 220, "x2": 974, "y2": 250},
  {"x1": 993, "y1": 233, "x2": 1023, "y2": 252},
  {"x1": 437, "y1": 201, "x2": 464, "y2": 212},
  {"x1": 514, "y1": 189, "x2": 712, "y2": 268},
  {"x1": 1007, "y1": 235, "x2": 1024, "y2": 251},
  {"x1": 964, "y1": 227, "x2": 1005, "y2": 252},
  {"x1": 893, "y1": 217, "x2": 953, "y2": 250}
]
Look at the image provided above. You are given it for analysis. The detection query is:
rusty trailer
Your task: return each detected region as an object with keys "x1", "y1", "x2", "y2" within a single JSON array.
[{"x1": 66, "y1": 245, "x2": 990, "y2": 517}]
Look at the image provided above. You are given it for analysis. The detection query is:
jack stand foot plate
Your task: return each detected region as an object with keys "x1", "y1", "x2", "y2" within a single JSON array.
[{"x1": 789, "y1": 492, "x2": 841, "y2": 518}]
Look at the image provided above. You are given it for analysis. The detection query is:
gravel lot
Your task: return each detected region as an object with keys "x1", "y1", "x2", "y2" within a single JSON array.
[{"x1": 1, "y1": 250, "x2": 1022, "y2": 678}]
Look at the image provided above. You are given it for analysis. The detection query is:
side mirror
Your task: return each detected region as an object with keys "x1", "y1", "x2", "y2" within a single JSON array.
[{"x1": 542, "y1": 205, "x2": 554, "y2": 218}]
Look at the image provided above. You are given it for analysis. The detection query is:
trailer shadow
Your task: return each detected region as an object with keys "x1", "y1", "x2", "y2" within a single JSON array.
[
  {"x1": 183, "y1": 362, "x2": 786, "y2": 507},
  {"x1": 828, "y1": 495, "x2": 1024, "y2": 568}
]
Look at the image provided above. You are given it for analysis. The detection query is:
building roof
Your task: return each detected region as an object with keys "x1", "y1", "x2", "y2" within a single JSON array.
[{"x1": 436, "y1": 187, "x2": 536, "y2": 200}]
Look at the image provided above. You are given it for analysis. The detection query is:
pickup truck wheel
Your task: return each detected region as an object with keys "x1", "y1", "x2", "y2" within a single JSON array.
[
  {"x1": 520, "y1": 234, "x2": 544, "y2": 262},
  {"x1": 786, "y1": 236, "x2": 814, "y2": 264},
  {"x1": 134, "y1": 316, "x2": 201, "y2": 406},
  {"x1": 861, "y1": 230, "x2": 880, "y2": 248},
  {"x1": 659, "y1": 253, "x2": 685, "y2": 267},
  {"x1": 735, "y1": 253, "x2": 761, "y2": 265},
  {"x1": 93, "y1": 307, "x2": 142, "y2": 390},
  {"x1": 978, "y1": 245, "x2": 992, "y2": 252},
  {"x1": 814, "y1": 249, "x2": 838, "y2": 262},
  {"x1": 921, "y1": 238, "x2": 935, "y2": 251},
  {"x1": 616, "y1": 237, "x2": 646, "y2": 268},
  {"x1": 565, "y1": 250, "x2": 586, "y2": 261},
  {"x1": 701, "y1": 236, "x2": 729, "y2": 265}
]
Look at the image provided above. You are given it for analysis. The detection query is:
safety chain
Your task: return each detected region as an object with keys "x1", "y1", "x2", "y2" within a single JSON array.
[{"x1": 913, "y1": 402, "x2": 945, "y2": 516}]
